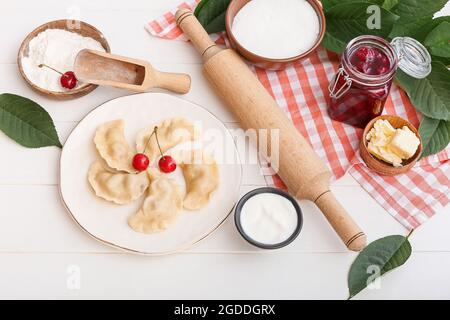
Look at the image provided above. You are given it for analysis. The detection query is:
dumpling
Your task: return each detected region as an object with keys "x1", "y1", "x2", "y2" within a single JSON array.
[
  {"x1": 179, "y1": 151, "x2": 220, "y2": 210},
  {"x1": 128, "y1": 168, "x2": 183, "y2": 234},
  {"x1": 94, "y1": 120, "x2": 136, "y2": 173},
  {"x1": 136, "y1": 118, "x2": 197, "y2": 162},
  {"x1": 88, "y1": 161, "x2": 148, "y2": 205}
]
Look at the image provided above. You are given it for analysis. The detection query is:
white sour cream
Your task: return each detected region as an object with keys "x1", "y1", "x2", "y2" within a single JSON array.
[
  {"x1": 231, "y1": 0, "x2": 320, "y2": 59},
  {"x1": 240, "y1": 193, "x2": 298, "y2": 245}
]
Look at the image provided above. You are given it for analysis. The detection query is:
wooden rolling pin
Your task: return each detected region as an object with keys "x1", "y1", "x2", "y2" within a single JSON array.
[{"x1": 176, "y1": 9, "x2": 367, "y2": 251}]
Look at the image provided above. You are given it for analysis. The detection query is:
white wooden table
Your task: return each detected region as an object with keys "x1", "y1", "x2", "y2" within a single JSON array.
[{"x1": 0, "y1": 0, "x2": 449, "y2": 300}]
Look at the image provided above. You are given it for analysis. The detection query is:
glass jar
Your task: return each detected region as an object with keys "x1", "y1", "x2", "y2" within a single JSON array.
[{"x1": 328, "y1": 35, "x2": 432, "y2": 128}]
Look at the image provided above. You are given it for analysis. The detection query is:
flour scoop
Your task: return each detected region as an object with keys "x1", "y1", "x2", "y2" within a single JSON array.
[{"x1": 74, "y1": 49, "x2": 191, "y2": 94}]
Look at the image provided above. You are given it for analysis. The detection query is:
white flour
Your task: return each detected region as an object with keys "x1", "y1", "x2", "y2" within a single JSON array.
[
  {"x1": 21, "y1": 29, "x2": 105, "y2": 92},
  {"x1": 231, "y1": 0, "x2": 320, "y2": 59}
]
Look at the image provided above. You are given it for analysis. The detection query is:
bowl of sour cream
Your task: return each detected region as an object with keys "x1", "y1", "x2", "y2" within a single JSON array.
[
  {"x1": 235, "y1": 187, "x2": 303, "y2": 249},
  {"x1": 226, "y1": 0, "x2": 326, "y2": 69}
]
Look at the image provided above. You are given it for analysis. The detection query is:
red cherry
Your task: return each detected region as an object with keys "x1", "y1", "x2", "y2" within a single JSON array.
[
  {"x1": 355, "y1": 61, "x2": 366, "y2": 73},
  {"x1": 365, "y1": 47, "x2": 377, "y2": 60},
  {"x1": 380, "y1": 55, "x2": 389, "y2": 66},
  {"x1": 158, "y1": 155, "x2": 177, "y2": 173},
  {"x1": 132, "y1": 153, "x2": 150, "y2": 171},
  {"x1": 355, "y1": 47, "x2": 369, "y2": 61},
  {"x1": 377, "y1": 66, "x2": 389, "y2": 75},
  {"x1": 363, "y1": 64, "x2": 375, "y2": 75},
  {"x1": 60, "y1": 71, "x2": 77, "y2": 89},
  {"x1": 375, "y1": 49, "x2": 385, "y2": 60}
]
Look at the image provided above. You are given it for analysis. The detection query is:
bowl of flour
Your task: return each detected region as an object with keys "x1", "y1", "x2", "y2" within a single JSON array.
[
  {"x1": 18, "y1": 20, "x2": 110, "y2": 99},
  {"x1": 225, "y1": 0, "x2": 326, "y2": 70}
]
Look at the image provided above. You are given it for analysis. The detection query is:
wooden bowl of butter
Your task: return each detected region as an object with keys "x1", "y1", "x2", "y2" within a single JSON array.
[{"x1": 360, "y1": 115, "x2": 422, "y2": 176}]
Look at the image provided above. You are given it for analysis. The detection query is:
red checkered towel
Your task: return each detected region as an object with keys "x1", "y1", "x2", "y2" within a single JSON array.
[{"x1": 146, "y1": 0, "x2": 449, "y2": 230}]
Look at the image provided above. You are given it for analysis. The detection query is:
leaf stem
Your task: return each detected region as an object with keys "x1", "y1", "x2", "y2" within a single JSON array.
[{"x1": 406, "y1": 229, "x2": 415, "y2": 239}]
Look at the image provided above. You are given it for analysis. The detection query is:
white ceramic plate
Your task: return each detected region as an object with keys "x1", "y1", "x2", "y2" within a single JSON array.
[{"x1": 60, "y1": 93, "x2": 242, "y2": 255}]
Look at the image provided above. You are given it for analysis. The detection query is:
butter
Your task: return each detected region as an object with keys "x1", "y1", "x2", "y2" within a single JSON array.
[
  {"x1": 366, "y1": 120, "x2": 420, "y2": 167},
  {"x1": 367, "y1": 143, "x2": 403, "y2": 167},
  {"x1": 366, "y1": 120, "x2": 396, "y2": 146},
  {"x1": 389, "y1": 126, "x2": 421, "y2": 159}
]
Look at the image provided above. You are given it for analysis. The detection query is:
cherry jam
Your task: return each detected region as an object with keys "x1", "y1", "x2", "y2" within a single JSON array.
[
  {"x1": 350, "y1": 46, "x2": 390, "y2": 76},
  {"x1": 328, "y1": 36, "x2": 398, "y2": 128}
]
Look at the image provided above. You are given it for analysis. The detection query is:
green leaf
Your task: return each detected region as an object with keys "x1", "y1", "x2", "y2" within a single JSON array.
[
  {"x1": 396, "y1": 16, "x2": 450, "y2": 43},
  {"x1": 322, "y1": 0, "x2": 384, "y2": 11},
  {"x1": 395, "y1": 70, "x2": 414, "y2": 92},
  {"x1": 424, "y1": 22, "x2": 450, "y2": 58},
  {"x1": 390, "y1": 0, "x2": 448, "y2": 38},
  {"x1": 394, "y1": 68, "x2": 450, "y2": 161},
  {"x1": 390, "y1": 16, "x2": 435, "y2": 39},
  {"x1": 320, "y1": 31, "x2": 348, "y2": 53},
  {"x1": 348, "y1": 235, "x2": 412, "y2": 299},
  {"x1": 194, "y1": 0, "x2": 212, "y2": 17},
  {"x1": 432, "y1": 55, "x2": 450, "y2": 67},
  {"x1": 396, "y1": 62, "x2": 450, "y2": 121},
  {"x1": 391, "y1": 0, "x2": 447, "y2": 22},
  {"x1": 419, "y1": 117, "x2": 450, "y2": 157},
  {"x1": 194, "y1": 0, "x2": 231, "y2": 34},
  {"x1": 382, "y1": 0, "x2": 398, "y2": 10},
  {"x1": 0, "y1": 93, "x2": 61, "y2": 148},
  {"x1": 324, "y1": 2, "x2": 398, "y2": 54}
]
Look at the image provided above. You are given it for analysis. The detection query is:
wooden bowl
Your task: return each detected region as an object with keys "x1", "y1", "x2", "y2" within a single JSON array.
[
  {"x1": 225, "y1": 0, "x2": 326, "y2": 70},
  {"x1": 360, "y1": 115, "x2": 423, "y2": 176},
  {"x1": 18, "y1": 20, "x2": 111, "y2": 100}
]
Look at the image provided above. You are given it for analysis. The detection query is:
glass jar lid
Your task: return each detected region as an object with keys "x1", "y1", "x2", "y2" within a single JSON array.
[{"x1": 391, "y1": 37, "x2": 432, "y2": 79}]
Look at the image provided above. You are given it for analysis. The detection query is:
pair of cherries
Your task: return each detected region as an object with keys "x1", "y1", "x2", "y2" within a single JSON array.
[
  {"x1": 132, "y1": 127, "x2": 177, "y2": 173},
  {"x1": 39, "y1": 64, "x2": 78, "y2": 89}
]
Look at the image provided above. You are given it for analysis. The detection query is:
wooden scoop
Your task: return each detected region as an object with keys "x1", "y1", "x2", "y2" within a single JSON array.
[{"x1": 74, "y1": 49, "x2": 191, "y2": 94}]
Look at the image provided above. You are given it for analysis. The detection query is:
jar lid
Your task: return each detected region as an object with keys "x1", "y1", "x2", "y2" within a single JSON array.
[{"x1": 391, "y1": 37, "x2": 432, "y2": 79}]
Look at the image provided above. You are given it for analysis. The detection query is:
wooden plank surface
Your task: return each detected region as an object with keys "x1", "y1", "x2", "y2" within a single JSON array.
[
  {"x1": 0, "y1": 252, "x2": 449, "y2": 300},
  {"x1": 0, "y1": 0, "x2": 448, "y2": 299}
]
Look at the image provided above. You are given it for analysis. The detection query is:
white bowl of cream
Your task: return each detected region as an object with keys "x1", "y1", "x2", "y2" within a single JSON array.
[
  {"x1": 235, "y1": 188, "x2": 303, "y2": 249},
  {"x1": 225, "y1": 0, "x2": 325, "y2": 69}
]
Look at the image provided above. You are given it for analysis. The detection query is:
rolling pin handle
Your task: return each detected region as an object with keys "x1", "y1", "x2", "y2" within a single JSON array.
[
  {"x1": 314, "y1": 191, "x2": 367, "y2": 251},
  {"x1": 175, "y1": 9, "x2": 220, "y2": 61}
]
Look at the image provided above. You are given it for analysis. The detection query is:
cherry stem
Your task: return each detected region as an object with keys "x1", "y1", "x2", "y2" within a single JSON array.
[
  {"x1": 154, "y1": 127, "x2": 164, "y2": 157},
  {"x1": 38, "y1": 63, "x2": 64, "y2": 76},
  {"x1": 141, "y1": 126, "x2": 163, "y2": 157},
  {"x1": 142, "y1": 127, "x2": 156, "y2": 154}
]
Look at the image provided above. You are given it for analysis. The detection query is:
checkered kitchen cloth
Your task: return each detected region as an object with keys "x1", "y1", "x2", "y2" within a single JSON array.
[{"x1": 146, "y1": 0, "x2": 449, "y2": 230}]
